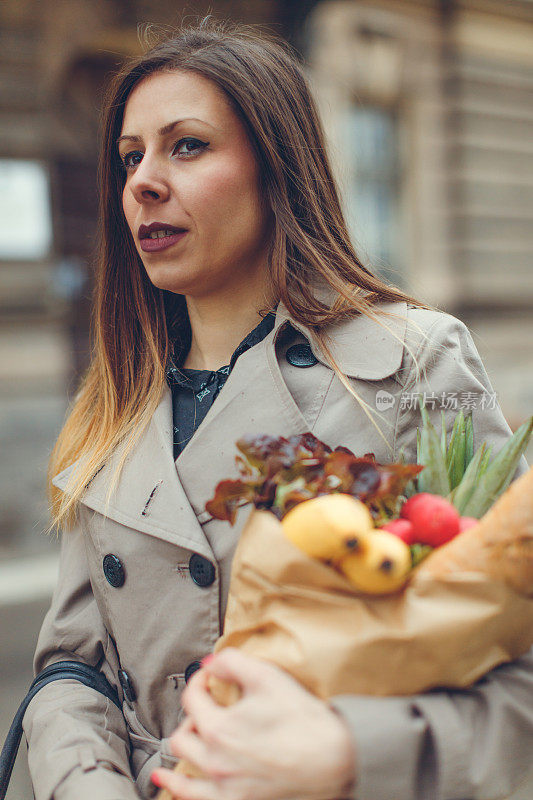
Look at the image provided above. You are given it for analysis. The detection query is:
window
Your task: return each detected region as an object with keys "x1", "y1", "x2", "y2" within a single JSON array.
[
  {"x1": 342, "y1": 106, "x2": 404, "y2": 286},
  {"x1": 0, "y1": 159, "x2": 53, "y2": 260}
]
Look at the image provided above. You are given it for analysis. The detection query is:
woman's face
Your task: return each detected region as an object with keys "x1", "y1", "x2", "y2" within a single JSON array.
[{"x1": 119, "y1": 70, "x2": 273, "y2": 298}]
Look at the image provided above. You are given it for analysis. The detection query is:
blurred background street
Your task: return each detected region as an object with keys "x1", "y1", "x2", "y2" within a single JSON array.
[{"x1": 1, "y1": 0, "x2": 532, "y2": 797}]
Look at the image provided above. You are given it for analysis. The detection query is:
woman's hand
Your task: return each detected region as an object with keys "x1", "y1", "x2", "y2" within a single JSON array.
[{"x1": 151, "y1": 648, "x2": 356, "y2": 800}]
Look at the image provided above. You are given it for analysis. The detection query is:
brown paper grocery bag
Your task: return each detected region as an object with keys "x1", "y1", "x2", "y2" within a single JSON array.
[
  {"x1": 213, "y1": 507, "x2": 533, "y2": 697},
  {"x1": 157, "y1": 465, "x2": 533, "y2": 797},
  {"x1": 213, "y1": 464, "x2": 533, "y2": 695}
]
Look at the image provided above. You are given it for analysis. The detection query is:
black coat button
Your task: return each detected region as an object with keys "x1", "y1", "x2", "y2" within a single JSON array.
[
  {"x1": 286, "y1": 343, "x2": 318, "y2": 368},
  {"x1": 118, "y1": 668, "x2": 136, "y2": 703},
  {"x1": 184, "y1": 661, "x2": 202, "y2": 683},
  {"x1": 103, "y1": 554, "x2": 125, "y2": 587},
  {"x1": 189, "y1": 554, "x2": 216, "y2": 587}
]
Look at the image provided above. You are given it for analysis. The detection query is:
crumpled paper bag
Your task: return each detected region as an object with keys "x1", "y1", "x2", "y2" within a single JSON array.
[
  {"x1": 157, "y1": 465, "x2": 533, "y2": 798},
  {"x1": 212, "y1": 507, "x2": 533, "y2": 697}
]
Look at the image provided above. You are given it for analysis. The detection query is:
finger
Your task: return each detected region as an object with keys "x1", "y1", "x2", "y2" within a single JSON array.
[
  {"x1": 169, "y1": 717, "x2": 211, "y2": 771},
  {"x1": 189, "y1": 659, "x2": 242, "y2": 708},
  {"x1": 206, "y1": 648, "x2": 283, "y2": 692},
  {"x1": 171, "y1": 714, "x2": 202, "y2": 748},
  {"x1": 181, "y1": 668, "x2": 222, "y2": 722},
  {"x1": 182, "y1": 714, "x2": 198, "y2": 734},
  {"x1": 168, "y1": 713, "x2": 196, "y2": 748},
  {"x1": 151, "y1": 768, "x2": 218, "y2": 800}
]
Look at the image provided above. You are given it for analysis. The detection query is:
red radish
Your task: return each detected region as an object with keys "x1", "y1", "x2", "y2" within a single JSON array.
[
  {"x1": 401, "y1": 493, "x2": 460, "y2": 547},
  {"x1": 400, "y1": 493, "x2": 427, "y2": 520},
  {"x1": 459, "y1": 516, "x2": 479, "y2": 532},
  {"x1": 382, "y1": 519, "x2": 416, "y2": 545}
]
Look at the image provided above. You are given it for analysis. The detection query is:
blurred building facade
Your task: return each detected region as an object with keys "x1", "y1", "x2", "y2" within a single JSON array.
[
  {"x1": 306, "y1": 0, "x2": 533, "y2": 438},
  {"x1": 0, "y1": 0, "x2": 532, "y2": 559}
]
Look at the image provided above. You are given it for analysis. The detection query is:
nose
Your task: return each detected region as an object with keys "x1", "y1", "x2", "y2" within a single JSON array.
[{"x1": 127, "y1": 154, "x2": 171, "y2": 205}]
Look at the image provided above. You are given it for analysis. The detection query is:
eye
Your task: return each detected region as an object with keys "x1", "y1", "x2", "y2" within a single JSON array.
[
  {"x1": 119, "y1": 138, "x2": 208, "y2": 171},
  {"x1": 119, "y1": 150, "x2": 143, "y2": 169},
  {"x1": 120, "y1": 150, "x2": 143, "y2": 170},
  {"x1": 173, "y1": 137, "x2": 209, "y2": 158}
]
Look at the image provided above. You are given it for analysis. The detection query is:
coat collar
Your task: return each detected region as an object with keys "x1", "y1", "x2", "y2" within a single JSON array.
[{"x1": 273, "y1": 290, "x2": 408, "y2": 381}]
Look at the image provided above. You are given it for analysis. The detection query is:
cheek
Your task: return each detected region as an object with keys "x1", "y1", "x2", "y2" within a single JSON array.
[{"x1": 191, "y1": 157, "x2": 263, "y2": 232}]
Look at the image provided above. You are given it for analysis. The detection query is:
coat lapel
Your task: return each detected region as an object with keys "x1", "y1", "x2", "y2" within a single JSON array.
[
  {"x1": 174, "y1": 325, "x2": 311, "y2": 522},
  {"x1": 52, "y1": 390, "x2": 214, "y2": 559}
]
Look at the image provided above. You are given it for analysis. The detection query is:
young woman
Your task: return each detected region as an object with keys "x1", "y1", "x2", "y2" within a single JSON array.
[{"x1": 23, "y1": 19, "x2": 532, "y2": 800}]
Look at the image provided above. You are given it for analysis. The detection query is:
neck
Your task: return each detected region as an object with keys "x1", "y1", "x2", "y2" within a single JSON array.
[{"x1": 183, "y1": 283, "x2": 276, "y2": 371}]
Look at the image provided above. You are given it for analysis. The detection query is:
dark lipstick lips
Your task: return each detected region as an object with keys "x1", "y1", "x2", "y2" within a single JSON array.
[{"x1": 138, "y1": 222, "x2": 187, "y2": 239}]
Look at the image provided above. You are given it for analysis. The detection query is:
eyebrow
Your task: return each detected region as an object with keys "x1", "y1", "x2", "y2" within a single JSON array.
[{"x1": 117, "y1": 117, "x2": 216, "y2": 146}]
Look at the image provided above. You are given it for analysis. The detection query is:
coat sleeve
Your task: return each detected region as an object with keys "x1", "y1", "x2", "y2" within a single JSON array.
[
  {"x1": 22, "y1": 513, "x2": 141, "y2": 800},
  {"x1": 329, "y1": 310, "x2": 533, "y2": 800}
]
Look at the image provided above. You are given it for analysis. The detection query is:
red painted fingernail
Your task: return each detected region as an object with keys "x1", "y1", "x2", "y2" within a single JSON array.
[
  {"x1": 151, "y1": 771, "x2": 161, "y2": 787},
  {"x1": 201, "y1": 654, "x2": 214, "y2": 666}
]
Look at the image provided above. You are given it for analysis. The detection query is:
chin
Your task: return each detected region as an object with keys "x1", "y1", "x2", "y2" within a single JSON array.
[{"x1": 142, "y1": 263, "x2": 196, "y2": 295}]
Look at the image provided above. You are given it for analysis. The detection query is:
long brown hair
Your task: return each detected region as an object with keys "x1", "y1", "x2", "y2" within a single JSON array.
[{"x1": 49, "y1": 16, "x2": 433, "y2": 529}]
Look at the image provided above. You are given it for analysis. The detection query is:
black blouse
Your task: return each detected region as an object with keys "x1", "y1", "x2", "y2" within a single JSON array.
[{"x1": 166, "y1": 311, "x2": 276, "y2": 459}]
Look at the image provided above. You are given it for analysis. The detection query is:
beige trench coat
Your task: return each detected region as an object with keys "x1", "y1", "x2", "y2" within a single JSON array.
[{"x1": 23, "y1": 300, "x2": 532, "y2": 800}]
